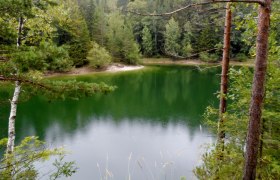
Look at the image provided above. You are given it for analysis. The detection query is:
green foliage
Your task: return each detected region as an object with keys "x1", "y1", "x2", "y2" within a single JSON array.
[
  {"x1": 39, "y1": 42, "x2": 72, "y2": 72},
  {"x1": 50, "y1": 155, "x2": 78, "y2": 180},
  {"x1": 181, "y1": 21, "x2": 193, "y2": 57},
  {"x1": 195, "y1": 143, "x2": 244, "y2": 180},
  {"x1": 0, "y1": 18, "x2": 17, "y2": 45},
  {"x1": 234, "y1": 53, "x2": 248, "y2": 62},
  {"x1": 106, "y1": 12, "x2": 140, "y2": 64},
  {"x1": 49, "y1": 0, "x2": 91, "y2": 66},
  {"x1": 234, "y1": 5, "x2": 258, "y2": 57},
  {"x1": 0, "y1": 136, "x2": 77, "y2": 179},
  {"x1": 164, "y1": 17, "x2": 181, "y2": 56},
  {"x1": 20, "y1": 78, "x2": 116, "y2": 101},
  {"x1": 12, "y1": 41, "x2": 72, "y2": 72},
  {"x1": 195, "y1": 64, "x2": 280, "y2": 179},
  {"x1": 141, "y1": 26, "x2": 153, "y2": 56},
  {"x1": 0, "y1": 0, "x2": 55, "y2": 46},
  {"x1": 79, "y1": 0, "x2": 96, "y2": 40},
  {"x1": 182, "y1": 43, "x2": 193, "y2": 57},
  {"x1": 0, "y1": 0, "x2": 40, "y2": 17},
  {"x1": 87, "y1": 42, "x2": 112, "y2": 69},
  {"x1": 193, "y1": 24, "x2": 221, "y2": 54},
  {"x1": 199, "y1": 52, "x2": 219, "y2": 63},
  {"x1": 180, "y1": 176, "x2": 187, "y2": 180}
]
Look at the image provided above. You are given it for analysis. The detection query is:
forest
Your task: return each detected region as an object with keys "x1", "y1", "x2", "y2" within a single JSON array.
[{"x1": 0, "y1": 0, "x2": 279, "y2": 179}]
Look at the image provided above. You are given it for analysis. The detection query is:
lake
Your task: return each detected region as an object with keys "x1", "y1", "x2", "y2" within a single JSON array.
[{"x1": 0, "y1": 65, "x2": 219, "y2": 179}]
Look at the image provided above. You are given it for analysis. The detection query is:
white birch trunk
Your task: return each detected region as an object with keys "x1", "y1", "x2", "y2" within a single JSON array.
[
  {"x1": 6, "y1": 17, "x2": 24, "y2": 155},
  {"x1": 6, "y1": 81, "x2": 21, "y2": 154}
]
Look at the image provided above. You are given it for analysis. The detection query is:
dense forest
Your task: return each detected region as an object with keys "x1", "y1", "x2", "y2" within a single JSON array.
[
  {"x1": 0, "y1": 0, "x2": 279, "y2": 179},
  {"x1": 3, "y1": 0, "x2": 278, "y2": 69}
]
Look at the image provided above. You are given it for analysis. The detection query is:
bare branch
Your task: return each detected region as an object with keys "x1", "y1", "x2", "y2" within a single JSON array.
[
  {"x1": 164, "y1": 48, "x2": 219, "y2": 60},
  {"x1": 125, "y1": 0, "x2": 264, "y2": 16}
]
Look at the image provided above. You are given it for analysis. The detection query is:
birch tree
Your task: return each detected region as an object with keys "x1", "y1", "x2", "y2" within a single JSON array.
[
  {"x1": 0, "y1": 0, "x2": 114, "y2": 159},
  {"x1": 5, "y1": 1, "x2": 32, "y2": 156}
]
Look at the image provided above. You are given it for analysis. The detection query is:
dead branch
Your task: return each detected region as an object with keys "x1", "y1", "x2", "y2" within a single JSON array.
[
  {"x1": 125, "y1": 0, "x2": 264, "y2": 16},
  {"x1": 164, "y1": 48, "x2": 219, "y2": 60}
]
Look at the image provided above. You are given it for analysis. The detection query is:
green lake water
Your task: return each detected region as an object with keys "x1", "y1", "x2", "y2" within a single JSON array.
[{"x1": 0, "y1": 65, "x2": 219, "y2": 179}]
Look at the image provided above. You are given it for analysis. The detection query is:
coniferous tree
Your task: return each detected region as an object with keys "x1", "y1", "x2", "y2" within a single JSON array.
[
  {"x1": 164, "y1": 17, "x2": 181, "y2": 56},
  {"x1": 141, "y1": 26, "x2": 153, "y2": 56},
  {"x1": 50, "y1": 0, "x2": 91, "y2": 66},
  {"x1": 106, "y1": 12, "x2": 140, "y2": 64}
]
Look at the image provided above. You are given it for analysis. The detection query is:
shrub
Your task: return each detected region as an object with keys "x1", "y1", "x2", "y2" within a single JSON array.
[
  {"x1": 234, "y1": 53, "x2": 248, "y2": 62},
  {"x1": 12, "y1": 41, "x2": 72, "y2": 72},
  {"x1": 182, "y1": 43, "x2": 193, "y2": 57},
  {"x1": 199, "y1": 52, "x2": 219, "y2": 62},
  {"x1": 87, "y1": 42, "x2": 112, "y2": 69},
  {"x1": 0, "y1": 136, "x2": 77, "y2": 179},
  {"x1": 123, "y1": 43, "x2": 141, "y2": 64},
  {"x1": 38, "y1": 41, "x2": 72, "y2": 72}
]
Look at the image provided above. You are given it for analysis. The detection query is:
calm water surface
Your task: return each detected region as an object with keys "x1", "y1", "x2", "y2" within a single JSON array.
[{"x1": 0, "y1": 66, "x2": 219, "y2": 179}]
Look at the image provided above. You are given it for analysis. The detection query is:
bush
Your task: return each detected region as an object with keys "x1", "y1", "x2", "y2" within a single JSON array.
[
  {"x1": 69, "y1": 40, "x2": 90, "y2": 67},
  {"x1": 199, "y1": 52, "x2": 219, "y2": 62},
  {"x1": 87, "y1": 42, "x2": 112, "y2": 69},
  {"x1": 0, "y1": 136, "x2": 77, "y2": 179},
  {"x1": 38, "y1": 41, "x2": 72, "y2": 72},
  {"x1": 123, "y1": 43, "x2": 140, "y2": 64},
  {"x1": 234, "y1": 53, "x2": 248, "y2": 62},
  {"x1": 182, "y1": 43, "x2": 193, "y2": 57},
  {"x1": 12, "y1": 41, "x2": 72, "y2": 72}
]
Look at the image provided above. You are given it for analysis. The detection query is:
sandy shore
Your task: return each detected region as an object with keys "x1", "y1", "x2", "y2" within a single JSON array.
[
  {"x1": 46, "y1": 58, "x2": 253, "y2": 77},
  {"x1": 46, "y1": 64, "x2": 144, "y2": 77},
  {"x1": 105, "y1": 64, "x2": 144, "y2": 72}
]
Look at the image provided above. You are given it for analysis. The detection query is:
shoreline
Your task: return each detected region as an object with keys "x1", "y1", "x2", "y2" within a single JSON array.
[
  {"x1": 141, "y1": 58, "x2": 254, "y2": 67},
  {"x1": 45, "y1": 58, "x2": 254, "y2": 77},
  {"x1": 45, "y1": 63, "x2": 145, "y2": 77}
]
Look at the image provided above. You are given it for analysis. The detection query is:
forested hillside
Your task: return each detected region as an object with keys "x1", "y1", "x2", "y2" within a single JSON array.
[{"x1": 2, "y1": 0, "x2": 279, "y2": 69}]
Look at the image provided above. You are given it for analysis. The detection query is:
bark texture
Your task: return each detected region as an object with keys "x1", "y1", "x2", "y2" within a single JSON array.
[
  {"x1": 243, "y1": 0, "x2": 271, "y2": 179},
  {"x1": 6, "y1": 17, "x2": 24, "y2": 155},
  {"x1": 6, "y1": 81, "x2": 21, "y2": 154},
  {"x1": 218, "y1": 2, "x2": 232, "y2": 146}
]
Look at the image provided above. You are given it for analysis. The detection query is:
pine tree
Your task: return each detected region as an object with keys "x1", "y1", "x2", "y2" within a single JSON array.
[
  {"x1": 141, "y1": 26, "x2": 153, "y2": 56},
  {"x1": 164, "y1": 17, "x2": 181, "y2": 56}
]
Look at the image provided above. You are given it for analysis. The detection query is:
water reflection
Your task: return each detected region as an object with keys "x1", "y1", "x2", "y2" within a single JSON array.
[{"x1": 0, "y1": 66, "x2": 218, "y2": 179}]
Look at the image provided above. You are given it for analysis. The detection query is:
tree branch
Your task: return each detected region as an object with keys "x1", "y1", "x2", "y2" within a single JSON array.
[
  {"x1": 0, "y1": 75, "x2": 55, "y2": 92},
  {"x1": 125, "y1": 0, "x2": 265, "y2": 16},
  {"x1": 164, "y1": 48, "x2": 219, "y2": 60}
]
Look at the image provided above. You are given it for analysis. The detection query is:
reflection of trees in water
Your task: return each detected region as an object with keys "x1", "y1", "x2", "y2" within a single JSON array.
[
  {"x1": 0, "y1": 66, "x2": 219, "y2": 142},
  {"x1": 164, "y1": 69, "x2": 179, "y2": 105}
]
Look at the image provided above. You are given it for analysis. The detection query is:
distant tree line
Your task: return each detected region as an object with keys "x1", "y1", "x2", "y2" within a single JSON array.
[{"x1": 2, "y1": 0, "x2": 279, "y2": 69}]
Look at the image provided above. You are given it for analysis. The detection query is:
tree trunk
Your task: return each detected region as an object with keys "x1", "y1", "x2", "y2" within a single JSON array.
[
  {"x1": 16, "y1": 17, "x2": 24, "y2": 48},
  {"x1": 6, "y1": 81, "x2": 21, "y2": 154},
  {"x1": 243, "y1": 1, "x2": 271, "y2": 179},
  {"x1": 258, "y1": 118, "x2": 265, "y2": 179},
  {"x1": 6, "y1": 17, "x2": 24, "y2": 155},
  {"x1": 218, "y1": 2, "x2": 232, "y2": 149}
]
